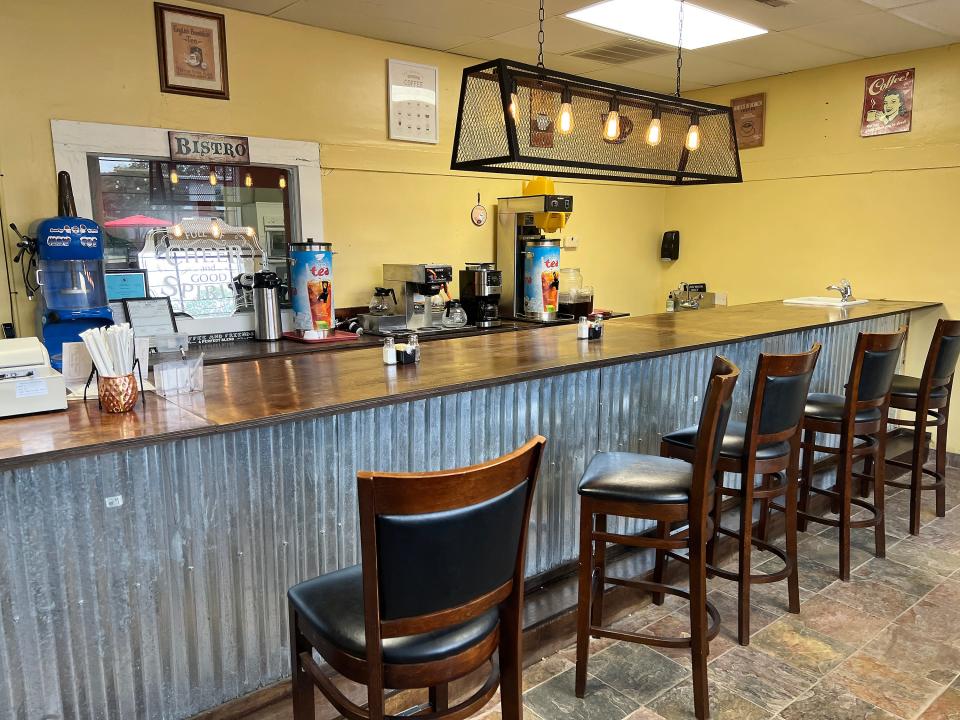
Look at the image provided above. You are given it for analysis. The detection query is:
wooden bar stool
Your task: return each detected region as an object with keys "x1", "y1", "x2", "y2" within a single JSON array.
[
  {"x1": 287, "y1": 436, "x2": 546, "y2": 720},
  {"x1": 660, "y1": 345, "x2": 821, "y2": 645},
  {"x1": 575, "y1": 357, "x2": 740, "y2": 720},
  {"x1": 886, "y1": 319, "x2": 960, "y2": 534},
  {"x1": 796, "y1": 328, "x2": 906, "y2": 580}
]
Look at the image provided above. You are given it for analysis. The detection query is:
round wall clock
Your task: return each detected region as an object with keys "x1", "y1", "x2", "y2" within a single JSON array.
[{"x1": 471, "y1": 193, "x2": 487, "y2": 227}]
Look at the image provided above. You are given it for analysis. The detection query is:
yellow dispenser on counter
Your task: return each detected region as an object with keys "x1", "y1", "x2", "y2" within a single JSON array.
[{"x1": 523, "y1": 177, "x2": 569, "y2": 233}]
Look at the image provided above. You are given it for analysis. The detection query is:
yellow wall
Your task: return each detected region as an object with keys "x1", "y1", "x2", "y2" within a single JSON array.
[
  {"x1": 662, "y1": 42, "x2": 959, "y2": 447},
  {"x1": 0, "y1": 0, "x2": 665, "y2": 334}
]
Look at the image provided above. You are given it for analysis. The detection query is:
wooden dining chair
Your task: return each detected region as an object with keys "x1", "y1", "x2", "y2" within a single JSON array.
[
  {"x1": 287, "y1": 436, "x2": 546, "y2": 720},
  {"x1": 886, "y1": 319, "x2": 960, "y2": 534},
  {"x1": 576, "y1": 356, "x2": 740, "y2": 720}
]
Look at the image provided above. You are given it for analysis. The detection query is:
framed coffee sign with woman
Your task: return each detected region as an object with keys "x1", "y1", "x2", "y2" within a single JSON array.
[
  {"x1": 154, "y1": 3, "x2": 229, "y2": 100},
  {"x1": 861, "y1": 68, "x2": 914, "y2": 137}
]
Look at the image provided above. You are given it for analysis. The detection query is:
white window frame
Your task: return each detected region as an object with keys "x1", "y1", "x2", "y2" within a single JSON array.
[{"x1": 50, "y1": 119, "x2": 323, "y2": 336}]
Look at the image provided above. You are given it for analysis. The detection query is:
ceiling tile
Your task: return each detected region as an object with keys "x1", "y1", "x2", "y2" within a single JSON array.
[
  {"x1": 617, "y1": 51, "x2": 769, "y2": 87},
  {"x1": 277, "y1": 0, "x2": 536, "y2": 40},
  {"x1": 492, "y1": 17, "x2": 623, "y2": 55},
  {"x1": 581, "y1": 66, "x2": 704, "y2": 94},
  {"x1": 274, "y1": 1, "x2": 483, "y2": 50},
  {"x1": 203, "y1": 0, "x2": 299, "y2": 14},
  {"x1": 446, "y1": 39, "x2": 611, "y2": 73},
  {"x1": 893, "y1": 0, "x2": 960, "y2": 36},
  {"x1": 696, "y1": 32, "x2": 863, "y2": 73},
  {"x1": 860, "y1": 0, "x2": 927, "y2": 8},
  {"x1": 683, "y1": 0, "x2": 877, "y2": 32},
  {"x1": 786, "y1": 10, "x2": 957, "y2": 56},
  {"x1": 487, "y1": 0, "x2": 593, "y2": 15}
]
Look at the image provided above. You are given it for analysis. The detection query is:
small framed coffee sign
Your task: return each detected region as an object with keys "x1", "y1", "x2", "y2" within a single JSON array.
[
  {"x1": 155, "y1": 3, "x2": 230, "y2": 100},
  {"x1": 169, "y1": 131, "x2": 250, "y2": 164},
  {"x1": 731, "y1": 93, "x2": 765, "y2": 149}
]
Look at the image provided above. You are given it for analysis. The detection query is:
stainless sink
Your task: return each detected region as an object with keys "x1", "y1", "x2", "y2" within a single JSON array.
[{"x1": 783, "y1": 297, "x2": 869, "y2": 307}]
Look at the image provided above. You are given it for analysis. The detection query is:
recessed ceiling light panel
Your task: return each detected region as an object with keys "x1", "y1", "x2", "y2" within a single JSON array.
[{"x1": 566, "y1": 0, "x2": 768, "y2": 50}]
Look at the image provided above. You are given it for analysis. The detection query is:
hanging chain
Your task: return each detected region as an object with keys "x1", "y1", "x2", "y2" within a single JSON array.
[
  {"x1": 537, "y1": 0, "x2": 545, "y2": 68},
  {"x1": 675, "y1": 0, "x2": 685, "y2": 97}
]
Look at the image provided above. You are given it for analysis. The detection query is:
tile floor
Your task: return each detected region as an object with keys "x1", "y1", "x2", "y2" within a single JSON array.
[{"x1": 475, "y1": 470, "x2": 960, "y2": 720}]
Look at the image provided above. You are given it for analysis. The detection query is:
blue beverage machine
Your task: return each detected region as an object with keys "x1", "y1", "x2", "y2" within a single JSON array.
[{"x1": 12, "y1": 172, "x2": 113, "y2": 369}]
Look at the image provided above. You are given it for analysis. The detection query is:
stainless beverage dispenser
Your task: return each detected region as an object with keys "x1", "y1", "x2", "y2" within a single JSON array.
[{"x1": 496, "y1": 194, "x2": 572, "y2": 322}]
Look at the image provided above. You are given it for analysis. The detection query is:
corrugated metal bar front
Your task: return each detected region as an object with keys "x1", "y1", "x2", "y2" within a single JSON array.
[{"x1": 0, "y1": 313, "x2": 908, "y2": 720}]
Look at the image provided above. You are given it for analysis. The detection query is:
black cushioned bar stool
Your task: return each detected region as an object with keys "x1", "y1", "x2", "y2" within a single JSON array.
[
  {"x1": 886, "y1": 319, "x2": 960, "y2": 535},
  {"x1": 287, "y1": 436, "x2": 546, "y2": 720},
  {"x1": 795, "y1": 328, "x2": 906, "y2": 580},
  {"x1": 576, "y1": 357, "x2": 740, "y2": 720},
  {"x1": 660, "y1": 345, "x2": 821, "y2": 645}
]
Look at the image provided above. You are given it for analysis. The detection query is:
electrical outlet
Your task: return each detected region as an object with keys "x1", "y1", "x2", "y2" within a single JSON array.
[
  {"x1": 715, "y1": 292, "x2": 728, "y2": 306},
  {"x1": 562, "y1": 236, "x2": 578, "y2": 249},
  {"x1": 105, "y1": 495, "x2": 123, "y2": 508}
]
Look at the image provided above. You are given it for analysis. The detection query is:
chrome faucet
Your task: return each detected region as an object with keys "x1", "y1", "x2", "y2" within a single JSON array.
[{"x1": 826, "y1": 279, "x2": 855, "y2": 303}]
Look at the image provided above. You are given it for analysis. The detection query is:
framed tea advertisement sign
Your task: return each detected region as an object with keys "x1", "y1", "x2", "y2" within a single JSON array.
[
  {"x1": 155, "y1": 3, "x2": 229, "y2": 100},
  {"x1": 861, "y1": 68, "x2": 914, "y2": 137}
]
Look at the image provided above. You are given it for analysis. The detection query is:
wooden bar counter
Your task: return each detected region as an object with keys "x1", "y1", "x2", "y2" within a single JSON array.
[
  {"x1": 0, "y1": 299, "x2": 935, "y2": 471},
  {"x1": 0, "y1": 298, "x2": 938, "y2": 720}
]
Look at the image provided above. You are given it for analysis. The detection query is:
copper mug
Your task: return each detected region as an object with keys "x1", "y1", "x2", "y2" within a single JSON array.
[{"x1": 98, "y1": 373, "x2": 139, "y2": 413}]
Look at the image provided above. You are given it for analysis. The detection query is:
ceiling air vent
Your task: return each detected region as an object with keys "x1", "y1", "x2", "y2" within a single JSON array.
[
  {"x1": 569, "y1": 38, "x2": 672, "y2": 65},
  {"x1": 753, "y1": 0, "x2": 795, "y2": 7}
]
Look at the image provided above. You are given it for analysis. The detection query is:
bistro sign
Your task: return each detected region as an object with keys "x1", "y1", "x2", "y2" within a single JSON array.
[{"x1": 168, "y1": 130, "x2": 250, "y2": 164}]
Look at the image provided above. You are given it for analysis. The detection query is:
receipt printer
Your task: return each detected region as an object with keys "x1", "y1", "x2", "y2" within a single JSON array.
[{"x1": 0, "y1": 337, "x2": 68, "y2": 418}]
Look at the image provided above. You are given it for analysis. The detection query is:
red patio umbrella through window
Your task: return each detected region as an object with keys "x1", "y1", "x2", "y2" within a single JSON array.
[{"x1": 102, "y1": 214, "x2": 172, "y2": 228}]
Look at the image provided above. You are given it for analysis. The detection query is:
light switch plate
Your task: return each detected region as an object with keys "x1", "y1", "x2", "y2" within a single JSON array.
[
  {"x1": 562, "y1": 236, "x2": 578, "y2": 249},
  {"x1": 715, "y1": 292, "x2": 728, "y2": 306}
]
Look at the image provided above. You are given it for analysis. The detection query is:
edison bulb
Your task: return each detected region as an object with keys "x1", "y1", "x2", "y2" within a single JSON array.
[
  {"x1": 646, "y1": 118, "x2": 662, "y2": 146},
  {"x1": 210, "y1": 221, "x2": 221, "y2": 239},
  {"x1": 279, "y1": 175, "x2": 287, "y2": 190},
  {"x1": 604, "y1": 109, "x2": 620, "y2": 140},
  {"x1": 244, "y1": 173, "x2": 253, "y2": 188},
  {"x1": 209, "y1": 170, "x2": 218, "y2": 186},
  {"x1": 685, "y1": 122, "x2": 701, "y2": 152},
  {"x1": 244, "y1": 226, "x2": 255, "y2": 237},
  {"x1": 509, "y1": 91, "x2": 520, "y2": 122},
  {"x1": 169, "y1": 169, "x2": 179, "y2": 185},
  {"x1": 557, "y1": 102, "x2": 574, "y2": 135},
  {"x1": 172, "y1": 224, "x2": 184, "y2": 238}
]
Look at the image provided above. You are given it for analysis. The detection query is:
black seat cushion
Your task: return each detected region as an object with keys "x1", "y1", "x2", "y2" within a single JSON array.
[
  {"x1": 804, "y1": 393, "x2": 881, "y2": 423},
  {"x1": 661, "y1": 421, "x2": 790, "y2": 461},
  {"x1": 578, "y1": 452, "x2": 708, "y2": 504},
  {"x1": 890, "y1": 374, "x2": 948, "y2": 399},
  {"x1": 288, "y1": 565, "x2": 499, "y2": 664}
]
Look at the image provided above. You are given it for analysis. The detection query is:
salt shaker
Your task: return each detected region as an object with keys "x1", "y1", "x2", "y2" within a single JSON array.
[
  {"x1": 409, "y1": 334, "x2": 421, "y2": 363},
  {"x1": 577, "y1": 316, "x2": 590, "y2": 340},
  {"x1": 382, "y1": 336, "x2": 397, "y2": 365}
]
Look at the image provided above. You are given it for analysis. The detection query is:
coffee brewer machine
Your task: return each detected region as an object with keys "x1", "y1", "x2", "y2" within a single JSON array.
[
  {"x1": 381, "y1": 263, "x2": 454, "y2": 331},
  {"x1": 496, "y1": 194, "x2": 573, "y2": 322},
  {"x1": 459, "y1": 263, "x2": 502, "y2": 328}
]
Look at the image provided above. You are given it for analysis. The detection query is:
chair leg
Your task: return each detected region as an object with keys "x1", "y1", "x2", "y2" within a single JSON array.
[
  {"x1": 910, "y1": 414, "x2": 928, "y2": 535},
  {"x1": 289, "y1": 606, "x2": 315, "y2": 720},
  {"x1": 936, "y1": 409, "x2": 949, "y2": 518},
  {"x1": 785, "y1": 448, "x2": 801, "y2": 614},
  {"x1": 737, "y1": 473, "x2": 754, "y2": 645},
  {"x1": 798, "y1": 428, "x2": 814, "y2": 533},
  {"x1": 498, "y1": 594, "x2": 524, "y2": 720},
  {"x1": 429, "y1": 684, "x2": 449, "y2": 712},
  {"x1": 591, "y1": 514, "x2": 607, "y2": 630},
  {"x1": 652, "y1": 521, "x2": 670, "y2": 606},
  {"x1": 838, "y1": 441, "x2": 854, "y2": 582},
  {"x1": 575, "y1": 505, "x2": 594, "y2": 698},
  {"x1": 706, "y1": 472, "x2": 724, "y2": 572},
  {"x1": 874, "y1": 428, "x2": 887, "y2": 560},
  {"x1": 688, "y1": 527, "x2": 711, "y2": 720},
  {"x1": 367, "y1": 683, "x2": 385, "y2": 720},
  {"x1": 757, "y1": 475, "x2": 772, "y2": 543}
]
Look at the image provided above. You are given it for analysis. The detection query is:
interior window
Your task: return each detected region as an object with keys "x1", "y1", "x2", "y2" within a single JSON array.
[{"x1": 87, "y1": 155, "x2": 296, "y2": 303}]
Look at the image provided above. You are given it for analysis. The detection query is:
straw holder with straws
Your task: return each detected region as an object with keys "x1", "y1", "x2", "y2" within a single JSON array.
[{"x1": 80, "y1": 324, "x2": 145, "y2": 413}]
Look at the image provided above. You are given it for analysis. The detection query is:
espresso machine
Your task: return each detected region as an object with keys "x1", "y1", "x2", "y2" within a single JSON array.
[
  {"x1": 378, "y1": 263, "x2": 453, "y2": 332},
  {"x1": 496, "y1": 194, "x2": 572, "y2": 322},
  {"x1": 459, "y1": 263, "x2": 502, "y2": 328}
]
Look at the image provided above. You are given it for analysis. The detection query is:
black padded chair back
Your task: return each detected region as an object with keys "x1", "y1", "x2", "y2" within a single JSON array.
[
  {"x1": 930, "y1": 321, "x2": 960, "y2": 385},
  {"x1": 748, "y1": 345, "x2": 822, "y2": 444},
  {"x1": 689, "y1": 357, "x2": 740, "y2": 513},
  {"x1": 357, "y1": 437, "x2": 545, "y2": 632},
  {"x1": 851, "y1": 328, "x2": 906, "y2": 405}
]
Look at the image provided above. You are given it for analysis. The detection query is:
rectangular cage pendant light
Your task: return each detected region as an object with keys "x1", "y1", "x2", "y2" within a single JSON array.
[{"x1": 450, "y1": 59, "x2": 743, "y2": 185}]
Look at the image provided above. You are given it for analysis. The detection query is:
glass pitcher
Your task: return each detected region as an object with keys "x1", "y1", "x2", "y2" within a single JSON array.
[
  {"x1": 368, "y1": 287, "x2": 397, "y2": 315},
  {"x1": 442, "y1": 300, "x2": 468, "y2": 329}
]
